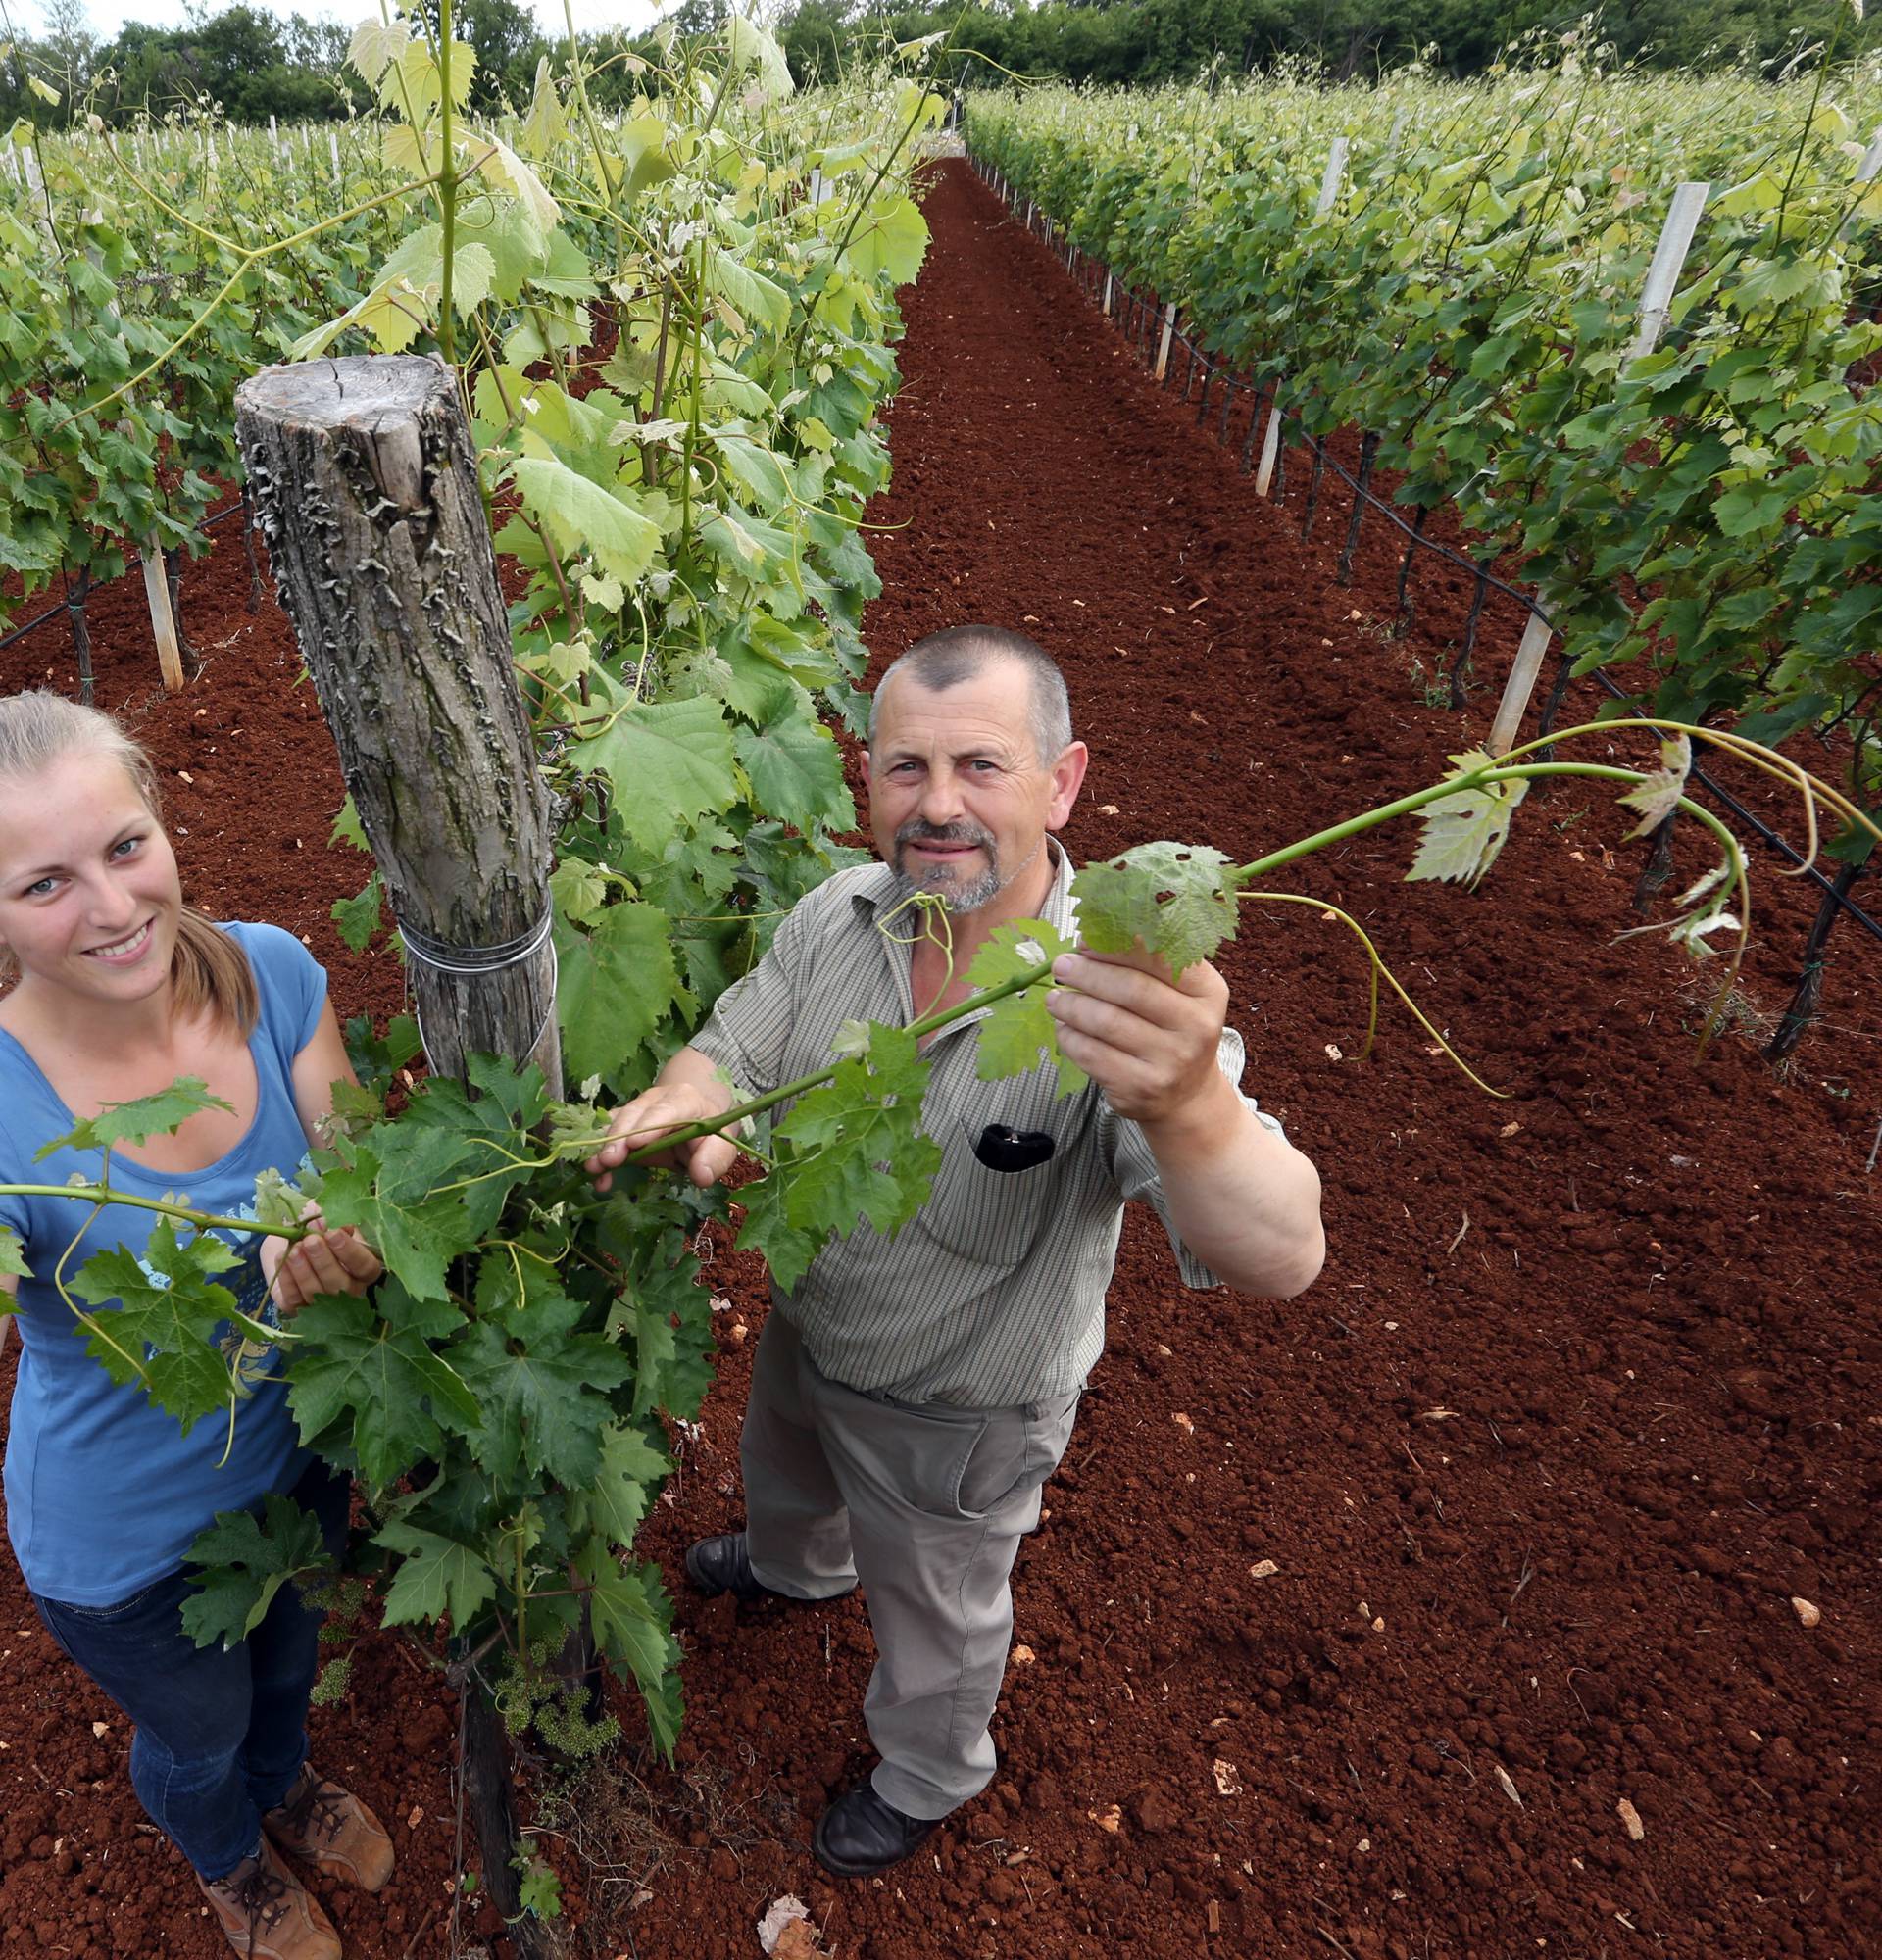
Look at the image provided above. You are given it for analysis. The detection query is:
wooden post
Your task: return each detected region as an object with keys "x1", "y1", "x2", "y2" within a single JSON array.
[
  {"x1": 234, "y1": 356, "x2": 561, "y2": 1096},
  {"x1": 1488, "y1": 181, "x2": 1709, "y2": 756},
  {"x1": 235, "y1": 355, "x2": 559, "y2": 1955}
]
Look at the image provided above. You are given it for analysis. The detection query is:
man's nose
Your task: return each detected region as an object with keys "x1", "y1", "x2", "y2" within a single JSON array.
[{"x1": 918, "y1": 776, "x2": 966, "y2": 825}]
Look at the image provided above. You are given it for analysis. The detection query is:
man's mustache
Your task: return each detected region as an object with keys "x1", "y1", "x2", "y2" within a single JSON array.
[{"x1": 896, "y1": 820, "x2": 996, "y2": 849}]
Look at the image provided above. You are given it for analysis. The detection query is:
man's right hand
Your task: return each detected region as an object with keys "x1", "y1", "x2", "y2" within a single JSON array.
[{"x1": 586, "y1": 1082, "x2": 743, "y2": 1194}]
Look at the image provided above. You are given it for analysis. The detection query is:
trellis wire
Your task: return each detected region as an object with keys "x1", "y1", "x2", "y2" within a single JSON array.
[
  {"x1": 968, "y1": 151, "x2": 1882, "y2": 956},
  {"x1": 0, "y1": 494, "x2": 249, "y2": 657}
]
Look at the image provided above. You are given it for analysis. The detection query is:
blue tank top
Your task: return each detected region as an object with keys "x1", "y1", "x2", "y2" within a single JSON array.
[{"x1": 0, "y1": 922, "x2": 328, "y2": 1605}]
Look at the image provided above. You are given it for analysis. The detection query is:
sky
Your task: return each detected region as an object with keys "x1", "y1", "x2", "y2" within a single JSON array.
[{"x1": 11, "y1": 0, "x2": 667, "y2": 39}]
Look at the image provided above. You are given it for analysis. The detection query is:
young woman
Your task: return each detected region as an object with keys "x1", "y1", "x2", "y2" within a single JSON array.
[{"x1": 0, "y1": 690, "x2": 389, "y2": 1960}]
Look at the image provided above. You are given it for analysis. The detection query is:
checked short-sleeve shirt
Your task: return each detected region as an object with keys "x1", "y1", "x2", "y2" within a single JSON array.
[{"x1": 690, "y1": 841, "x2": 1284, "y2": 1408}]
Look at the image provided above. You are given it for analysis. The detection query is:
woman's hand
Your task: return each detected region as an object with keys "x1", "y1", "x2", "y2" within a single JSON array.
[{"x1": 263, "y1": 1201, "x2": 383, "y2": 1314}]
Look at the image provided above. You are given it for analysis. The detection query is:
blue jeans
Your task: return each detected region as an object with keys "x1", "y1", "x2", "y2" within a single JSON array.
[{"x1": 31, "y1": 1459, "x2": 348, "y2": 1882}]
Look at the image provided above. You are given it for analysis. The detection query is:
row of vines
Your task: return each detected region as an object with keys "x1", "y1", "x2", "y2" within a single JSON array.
[{"x1": 966, "y1": 43, "x2": 1882, "y2": 852}]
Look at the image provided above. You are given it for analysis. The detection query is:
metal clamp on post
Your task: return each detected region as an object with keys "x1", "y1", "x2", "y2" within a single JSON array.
[
  {"x1": 399, "y1": 909, "x2": 556, "y2": 977},
  {"x1": 398, "y1": 911, "x2": 561, "y2": 1069}
]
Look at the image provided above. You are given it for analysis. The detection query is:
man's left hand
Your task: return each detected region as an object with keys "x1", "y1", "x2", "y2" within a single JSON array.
[{"x1": 1045, "y1": 949, "x2": 1229, "y2": 1127}]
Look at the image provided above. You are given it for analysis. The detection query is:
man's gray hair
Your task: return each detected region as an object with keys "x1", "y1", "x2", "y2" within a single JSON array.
[{"x1": 868, "y1": 625, "x2": 1074, "y2": 766}]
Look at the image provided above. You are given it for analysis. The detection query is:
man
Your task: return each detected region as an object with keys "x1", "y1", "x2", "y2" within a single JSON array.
[{"x1": 588, "y1": 625, "x2": 1324, "y2": 1877}]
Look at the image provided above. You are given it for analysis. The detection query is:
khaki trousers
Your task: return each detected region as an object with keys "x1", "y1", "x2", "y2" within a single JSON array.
[{"x1": 741, "y1": 1311, "x2": 1080, "y2": 1820}]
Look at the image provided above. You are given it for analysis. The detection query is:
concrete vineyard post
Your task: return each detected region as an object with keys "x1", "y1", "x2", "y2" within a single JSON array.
[
  {"x1": 1102, "y1": 271, "x2": 1114, "y2": 315},
  {"x1": 329, "y1": 127, "x2": 341, "y2": 191},
  {"x1": 1155, "y1": 302, "x2": 1177, "y2": 382},
  {"x1": 1626, "y1": 181, "x2": 1709, "y2": 364},
  {"x1": 138, "y1": 543, "x2": 186, "y2": 692},
  {"x1": 1487, "y1": 181, "x2": 1710, "y2": 758},
  {"x1": 1256, "y1": 137, "x2": 1346, "y2": 500}
]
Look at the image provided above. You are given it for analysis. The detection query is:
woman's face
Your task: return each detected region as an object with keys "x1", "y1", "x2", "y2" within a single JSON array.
[{"x1": 0, "y1": 749, "x2": 182, "y2": 1009}]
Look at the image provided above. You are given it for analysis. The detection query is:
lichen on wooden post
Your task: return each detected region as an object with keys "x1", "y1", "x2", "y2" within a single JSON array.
[{"x1": 234, "y1": 354, "x2": 560, "y2": 1095}]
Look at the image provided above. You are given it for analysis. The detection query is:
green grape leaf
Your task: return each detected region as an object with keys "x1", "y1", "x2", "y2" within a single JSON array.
[
  {"x1": 514, "y1": 1854, "x2": 563, "y2": 1922},
  {"x1": 704, "y1": 248, "x2": 791, "y2": 337},
  {"x1": 343, "y1": 1013, "x2": 422, "y2": 1093},
  {"x1": 71, "y1": 1223, "x2": 244, "y2": 1432},
  {"x1": 0, "y1": 1226, "x2": 29, "y2": 1280},
  {"x1": 507, "y1": 456, "x2": 662, "y2": 587},
  {"x1": 548, "y1": 855, "x2": 611, "y2": 925},
  {"x1": 375, "y1": 1520, "x2": 497, "y2": 1631},
  {"x1": 1071, "y1": 842, "x2": 1241, "y2": 971},
  {"x1": 181, "y1": 1493, "x2": 330, "y2": 1651},
  {"x1": 36, "y1": 1078, "x2": 234, "y2": 1162},
  {"x1": 330, "y1": 797, "x2": 370, "y2": 853},
  {"x1": 965, "y1": 918, "x2": 1087, "y2": 1097},
  {"x1": 732, "y1": 1165, "x2": 825, "y2": 1295},
  {"x1": 743, "y1": 1024, "x2": 941, "y2": 1285},
  {"x1": 554, "y1": 903, "x2": 684, "y2": 1090},
  {"x1": 331, "y1": 868, "x2": 387, "y2": 954},
  {"x1": 732, "y1": 690, "x2": 856, "y2": 833},
  {"x1": 620, "y1": 1236, "x2": 714, "y2": 1423},
  {"x1": 567, "y1": 691, "x2": 740, "y2": 853},
  {"x1": 1407, "y1": 751, "x2": 1530, "y2": 890},
  {"x1": 450, "y1": 1281, "x2": 632, "y2": 1489},
  {"x1": 843, "y1": 192, "x2": 929, "y2": 287},
  {"x1": 575, "y1": 1543, "x2": 683, "y2": 1756},
  {"x1": 725, "y1": 12, "x2": 794, "y2": 96},
  {"x1": 315, "y1": 1061, "x2": 550, "y2": 1301},
  {"x1": 285, "y1": 1282, "x2": 479, "y2": 1488},
  {"x1": 247, "y1": 1167, "x2": 310, "y2": 1234},
  {"x1": 1616, "y1": 734, "x2": 1693, "y2": 841},
  {"x1": 568, "y1": 1422, "x2": 669, "y2": 1546}
]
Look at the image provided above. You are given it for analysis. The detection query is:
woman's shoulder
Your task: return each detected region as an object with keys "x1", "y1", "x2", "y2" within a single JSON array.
[
  {"x1": 217, "y1": 919, "x2": 321, "y2": 979},
  {"x1": 215, "y1": 921, "x2": 329, "y2": 1047}
]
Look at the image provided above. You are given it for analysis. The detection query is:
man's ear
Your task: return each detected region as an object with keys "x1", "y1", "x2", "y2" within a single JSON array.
[{"x1": 1046, "y1": 742, "x2": 1089, "y2": 829}]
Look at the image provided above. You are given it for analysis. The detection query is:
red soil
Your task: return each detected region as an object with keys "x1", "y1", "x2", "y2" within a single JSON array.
[{"x1": 3, "y1": 156, "x2": 1879, "y2": 1959}]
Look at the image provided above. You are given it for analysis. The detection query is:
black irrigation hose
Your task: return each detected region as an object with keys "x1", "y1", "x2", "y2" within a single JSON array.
[
  {"x1": 0, "y1": 495, "x2": 248, "y2": 657},
  {"x1": 974, "y1": 155, "x2": 1882, "y2": 954}
]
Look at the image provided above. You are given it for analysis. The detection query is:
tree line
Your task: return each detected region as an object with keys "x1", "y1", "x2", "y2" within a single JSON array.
[
  {"x1": 788, "y1": 0, "x2": 1876, "y2": 86},
  {"x1": 0, "y1": 0, "x2": 725, "y2": 129},
  {"x1": 3, "y1": 0, "x2": 1872, "y2": 134}
]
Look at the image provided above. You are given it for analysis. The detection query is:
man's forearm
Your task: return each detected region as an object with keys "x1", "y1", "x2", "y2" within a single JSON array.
[{"x1": 1140, "y1": 1074, "x2": 1325, "y2": 1298}]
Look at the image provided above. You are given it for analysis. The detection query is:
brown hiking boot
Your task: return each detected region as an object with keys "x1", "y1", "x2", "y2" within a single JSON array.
[
  {"x1": 265, "y1": 1766, "x2": 395, "y2": 1892},
  {"x1": 198, "y1": 1837, "x2": 342, "y2": 1960}
]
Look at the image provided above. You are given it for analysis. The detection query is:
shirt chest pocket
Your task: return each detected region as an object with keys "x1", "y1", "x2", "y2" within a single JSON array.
[{"x1": 913, "y1": 1060, "x2": 1087, "y2": 1270}]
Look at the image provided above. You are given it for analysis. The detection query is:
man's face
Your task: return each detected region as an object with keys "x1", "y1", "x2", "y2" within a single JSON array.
[{"x1": 864, "y1": 659, "x2": 1086, "y2": 915}]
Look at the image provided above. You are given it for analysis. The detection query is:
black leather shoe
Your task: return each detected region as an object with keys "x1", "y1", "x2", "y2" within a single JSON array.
[
  {"x1": 682, "y1": 1532, "x2": 856, "y2": 1605},
  {"x1": 813, "y1": 1784, "x2": 939, "y2": 1878}
]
